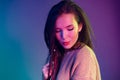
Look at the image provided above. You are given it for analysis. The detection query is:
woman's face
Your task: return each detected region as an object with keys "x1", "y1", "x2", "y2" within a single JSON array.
[{"x1": 55, "y1": 13, "x2": 82, "y2": 49}]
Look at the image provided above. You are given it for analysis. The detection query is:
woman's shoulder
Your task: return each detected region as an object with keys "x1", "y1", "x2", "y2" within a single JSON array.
[
  {"x1": 76, "y1": 43, "x2": 94, "y2": 54},
  {"x1": 72, "y1": 42, "x2": 94, "y2": 55},
  {"x1": 74, "y1": 43, "x2": 96, "y2": 63}
]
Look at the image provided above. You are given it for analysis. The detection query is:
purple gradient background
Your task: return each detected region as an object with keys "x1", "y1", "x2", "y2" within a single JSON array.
[{"x1": 0, "y1": 0, "x2": 120, "y2": 80}]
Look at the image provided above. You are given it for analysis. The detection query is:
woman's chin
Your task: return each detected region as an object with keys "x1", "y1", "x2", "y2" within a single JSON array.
[{"x1": 62, "y1": 45, "x2": 72, "y2": 49}]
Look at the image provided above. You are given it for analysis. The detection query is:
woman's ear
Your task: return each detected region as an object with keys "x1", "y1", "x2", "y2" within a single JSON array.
[{"x1": 78, "y1": 23, "x2": 83, "y2": 32}]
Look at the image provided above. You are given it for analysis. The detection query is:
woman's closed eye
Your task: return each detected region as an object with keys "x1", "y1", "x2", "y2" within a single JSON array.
[
  {"x1": 67, "y1": 27, "x2": 74, "y2": 31},
  {"x1": 55, "y1": 29, "x2": 61, "y2": 33}
]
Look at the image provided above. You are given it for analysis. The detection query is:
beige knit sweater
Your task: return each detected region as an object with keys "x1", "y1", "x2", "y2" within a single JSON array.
[{"x1": 56, "y1": 45, "x2": 101, "y2": 80}]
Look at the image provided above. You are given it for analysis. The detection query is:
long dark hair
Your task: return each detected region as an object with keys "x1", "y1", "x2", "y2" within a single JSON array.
[{"x1": 44, "y1": 0, "x2": 93, "y2": 80}]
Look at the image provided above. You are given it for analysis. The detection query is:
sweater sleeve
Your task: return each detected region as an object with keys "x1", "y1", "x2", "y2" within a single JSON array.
[{"x1": 71, "y1": 48, "x2": 97, "y2": 80}]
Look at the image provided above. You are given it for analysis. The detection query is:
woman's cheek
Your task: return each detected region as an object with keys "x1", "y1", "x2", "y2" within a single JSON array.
[{"x1": 56, "y1": 33, "x2": 60, "y2": 41}]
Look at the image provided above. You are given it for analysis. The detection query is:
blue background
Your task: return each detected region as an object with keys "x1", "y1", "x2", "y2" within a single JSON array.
[{"x1": 0, "y1": 0, "x2": 120, "y2": 80}]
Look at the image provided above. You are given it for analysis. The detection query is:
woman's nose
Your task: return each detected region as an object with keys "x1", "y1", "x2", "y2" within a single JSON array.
[{"x1": 61, "y1": 30, "x2": 67, "y2": 40}]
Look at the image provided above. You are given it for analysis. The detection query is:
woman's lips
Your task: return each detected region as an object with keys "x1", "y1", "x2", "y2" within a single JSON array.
[{"x1": 63, "y1": 41, "x2": 70, "y2": 46}]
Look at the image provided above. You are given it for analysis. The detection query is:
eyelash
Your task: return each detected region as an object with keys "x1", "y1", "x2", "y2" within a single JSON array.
[
  {"x1": 68, "y1": 28, "x2": 74, "y2": 31},
  {"x1": 55, "y1": 29, "x2": 61, "y2": 33},
  {"x1": 55, "y1": 28, "x2": 74, "y2": 33}
]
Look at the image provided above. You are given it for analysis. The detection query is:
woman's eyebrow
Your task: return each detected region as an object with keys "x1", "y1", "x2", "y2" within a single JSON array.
[
  {"x1": 55, "y1": 24, "x2": 73, "y2": 29},
  {"x1": 65, "y1": 24, "x2": 73, "y2": 28}
]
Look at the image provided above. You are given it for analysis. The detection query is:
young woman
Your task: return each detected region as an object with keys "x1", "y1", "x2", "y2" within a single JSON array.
[{"x1": 42, "y1": 0, "x2": 101, "y2": 80}]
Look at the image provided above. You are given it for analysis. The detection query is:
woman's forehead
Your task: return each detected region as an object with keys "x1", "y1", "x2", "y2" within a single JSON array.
[{"x1": 55, "y1": 13, "x2": 77, "y2": 28}]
